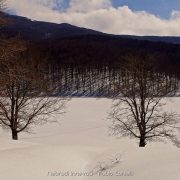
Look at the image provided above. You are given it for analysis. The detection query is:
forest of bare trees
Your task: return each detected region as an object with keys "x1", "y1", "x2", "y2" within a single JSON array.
[
  {"x1": 109, "y1": 55, "x2": 180, "y2": 147},
  {"x1": 0, "y1": 1, "x2": 180, "y2": 146},
  {"x1": 0, "y1": 6, "x2": 68, "y2": 139},
  {"x1": 0, "y1": 36, "x2": 179, "y2": 141},
  {"x1": 0, "y1": 36, "x2": 68, "y2": 140}
]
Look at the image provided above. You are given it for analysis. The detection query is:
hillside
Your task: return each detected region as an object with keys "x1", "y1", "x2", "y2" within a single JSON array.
[
  {"x1": 1, "y1": 14, "x2": 180, "y2": 44},
  {"x1": 0, "y1": 14, "x2": 103, "y2": 40}
]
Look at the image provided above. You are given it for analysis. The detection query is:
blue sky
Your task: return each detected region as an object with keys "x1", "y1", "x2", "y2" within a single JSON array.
[
  {"x1": 60, "y1": 0, "x2": 180, "y2": 19},
  {"x1": 112, "y1": 0, "x2": 180, "y2": 18}
]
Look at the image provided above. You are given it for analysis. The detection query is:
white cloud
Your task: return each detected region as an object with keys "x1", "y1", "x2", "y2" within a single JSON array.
[
  {"x1": 6, "y1": 0, "x2": 180, "y2": 36},
  {"x1": 68, "y1": 0, "x2": 111, "y2": 12},
  {"x1": 171, "y1": 10, "x2": 180, "y2": 19},
  {"x1": 6, "y1": 0, "x2": 63, "y2": 22}
]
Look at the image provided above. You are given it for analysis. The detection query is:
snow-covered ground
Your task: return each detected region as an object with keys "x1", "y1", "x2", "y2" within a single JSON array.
[{"x1": 0, "y1": 98, "x2": 180, "y2": 180}]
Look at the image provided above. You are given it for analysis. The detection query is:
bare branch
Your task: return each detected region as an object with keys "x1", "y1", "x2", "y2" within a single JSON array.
[{"x1": 109, "y1": 55, "x2": 180, "y2": 147}]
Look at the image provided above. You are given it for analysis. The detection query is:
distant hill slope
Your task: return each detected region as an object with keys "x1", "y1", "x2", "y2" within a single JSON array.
[
  {"x1": 0, "y1": 14, "x2": 103, "y2": 40},
  {"x1": 1, "y1": 14, "x2": 180, "y2": 78},
  {"x1": 0, "y1": 14, "x2": 180, "y2": 44},
  {"x1": 118, "y1": 35, "x2": 180, "y2": 45}
]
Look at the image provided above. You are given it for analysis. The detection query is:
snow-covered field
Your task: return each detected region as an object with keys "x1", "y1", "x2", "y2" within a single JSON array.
[{"x1": 0, "y1": 98, "x2": 180, "y2": 180}]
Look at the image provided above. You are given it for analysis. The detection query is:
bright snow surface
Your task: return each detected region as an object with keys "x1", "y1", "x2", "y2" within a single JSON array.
[{"x1": 0, "y1": 98, "x2": 180, "y2": 180}]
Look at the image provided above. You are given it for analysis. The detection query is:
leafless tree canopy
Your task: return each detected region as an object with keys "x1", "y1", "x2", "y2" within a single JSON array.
[
  {"x1": 109, "y1": 55, "x2": 180, "y2": 147},
  {"x1": 0, "y1": 37, "x2": 68, "y2": 140}
]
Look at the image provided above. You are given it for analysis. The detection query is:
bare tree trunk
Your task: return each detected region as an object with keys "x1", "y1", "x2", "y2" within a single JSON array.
[
  {"x1": 11, "y1": 129, "x2": 18, "y2": 140},
  {"x1": 139, "y1": 137, "x2": 146, "y2": 147}
]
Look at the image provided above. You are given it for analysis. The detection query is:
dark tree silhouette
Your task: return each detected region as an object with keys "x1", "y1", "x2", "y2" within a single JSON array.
[
  {"x1": 109, "y1": 55, "x2": 180, "y2": 147},
  {"x1": 0, "y1": 37, "x2": 67, "y2": 140}
]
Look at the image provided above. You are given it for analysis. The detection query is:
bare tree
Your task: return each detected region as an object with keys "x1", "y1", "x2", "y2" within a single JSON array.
[
  {"x1": 109, "y1": 55, "x2": 180, "y2": 147},
  {"x1": 0, "y1": 37, "x2": 67, "y2": 140}
]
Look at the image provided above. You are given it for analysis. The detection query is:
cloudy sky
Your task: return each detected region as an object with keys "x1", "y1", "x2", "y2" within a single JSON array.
[{"x1": 6, "y1": 0, "x2": 180, "y2": 36}]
